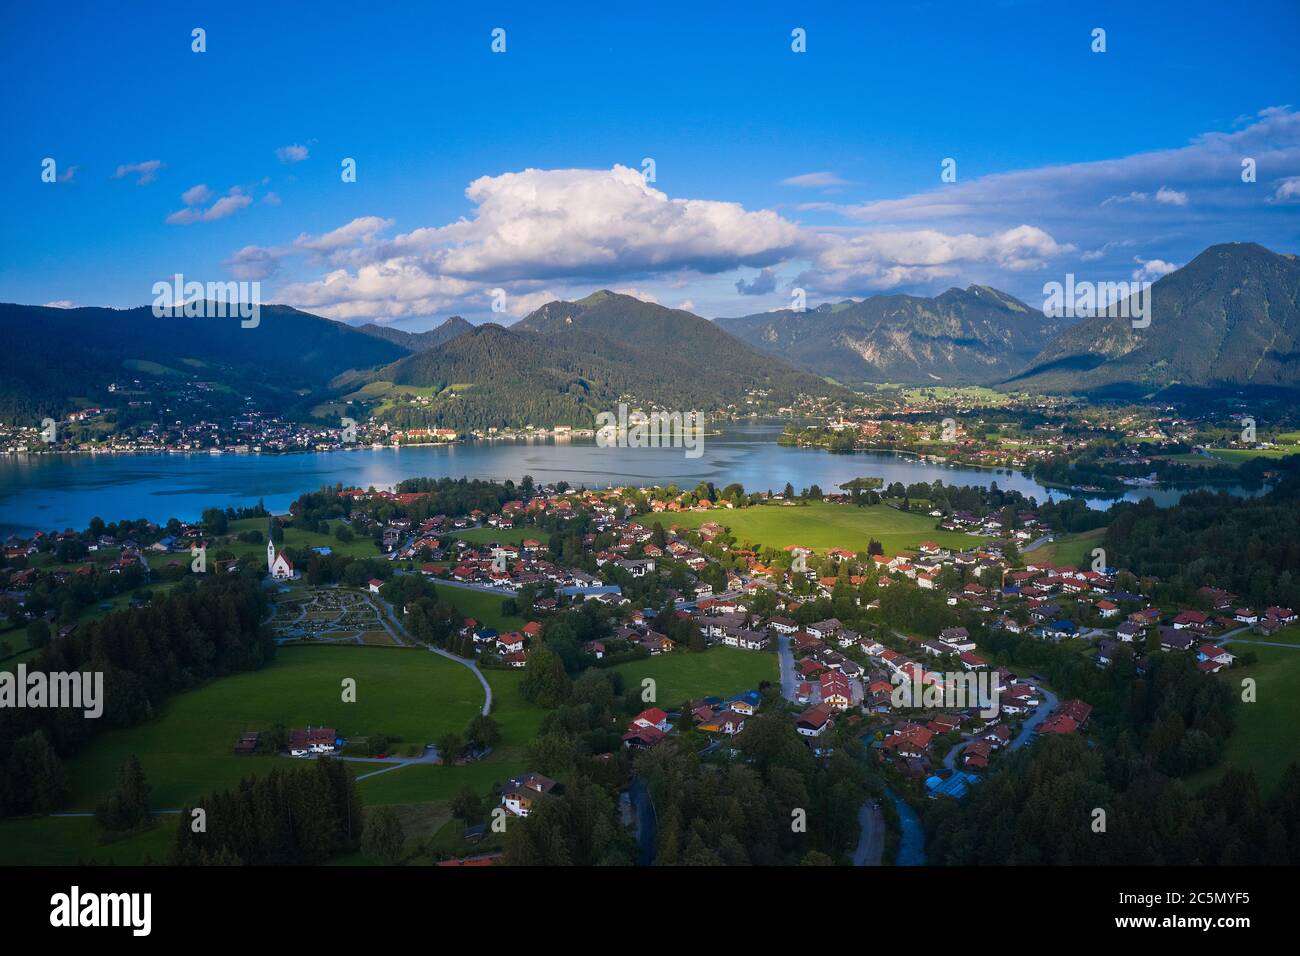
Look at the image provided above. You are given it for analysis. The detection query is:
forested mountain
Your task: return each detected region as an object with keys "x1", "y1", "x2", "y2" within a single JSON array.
[
  {"x1": 356, "y1": 315, "x2": 474, "y2": 352},
  {"x1": 1004, "y1": 243, "x2": 1300, "y2": 396},
  {"x1": 367, "y1": 291, "x2": 843, "y2": 431},
  {"x1": 717, "y1": 286, "x2": 1068, "y2": 385},
  {"x1": 0, "y1": 302, "x2": 406, "y2": 423}
]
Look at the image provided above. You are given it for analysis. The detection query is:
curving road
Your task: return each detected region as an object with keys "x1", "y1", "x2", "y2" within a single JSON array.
[{"x1": 373, "y1": 590, "x2": 492, "y2": 716}]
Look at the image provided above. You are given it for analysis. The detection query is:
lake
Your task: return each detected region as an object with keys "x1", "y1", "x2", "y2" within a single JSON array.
[{"x1": 0, "y1": 423, "x2": 1263, "y2": 535}]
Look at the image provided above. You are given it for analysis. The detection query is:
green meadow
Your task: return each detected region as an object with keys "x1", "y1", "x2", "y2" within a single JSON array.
[
  {"x1": 1031, "y1": 527, "x2": 1107, "y2": 568},
  {"x1": 0, "y1": 647, "x2": 555, "y2": 864},
  {"x1": 1187, "y1": 644, "x2": 1300, "y2": 797},
  {"x1": 637, "y1": 501, "x2": 981, "y2": 556},
  {"x1": 430, "y1": 582, "x2": 525, "y2": 631},
  {"x1": 608, "y1": 646, "x2": 777, "y2": 704},
  {"x1": 225, "y1": 516, "x2": 383, "y2": 561},
  {"x1": 60, "y1": 645, "x2": 483, "y2": 812}
]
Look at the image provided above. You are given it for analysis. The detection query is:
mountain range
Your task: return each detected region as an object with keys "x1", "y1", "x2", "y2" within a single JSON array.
[
  {"x1": 359, "y1": 291, "x2": 843, "y2": 430},
  {"x1": 356, "y1": 316, "x2": 475, "y2": 352},
  {"x1": 717, "y1": 285, "x2": 1069, "y2": 385},
  {"x1": 1003, "y1": 243, "x2": 1300, "y2": 396},
  {"x1": 3, "y1": 242, "x2": 1297, "y2": 428},
  {"x1": 719, "y1": 242, "x2": 1299, "y2": 396}
]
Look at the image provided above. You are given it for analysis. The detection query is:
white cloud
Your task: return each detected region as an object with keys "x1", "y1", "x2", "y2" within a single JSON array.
[
  {"x1": 800, "y1": 225, "x2": 1075, "y2": 294},
  {"x1": 181, "y1": 184, "x2": 213, "y2": 206},
  {"x1": 1132, "y1": 257, "x2": 1180, "y2": 281},
  {"x1": 782, "y1": 171, "x2": 850, "y2": 188},
  {"x1": 113, "y1": 159, "x2": 164, "y2": 185},
  {"x1": 167, "y1": 186, "x2": 253, "y2": 225},
  {"x1": 1270, "y1": 176, "x2": 1300, "y2": 203},
  {"x1": 275, "y1": 144, "x2": 309, "y2": 163},
  {"x1": 42, "y1": 300, "x2": 77, "y2": 309},
  {"x1": 426, "y1": 165, "x2": 807, "y2": 281},
  {"x1": 1155, "y1": 186, "x2": 1189, "y2": 206}
]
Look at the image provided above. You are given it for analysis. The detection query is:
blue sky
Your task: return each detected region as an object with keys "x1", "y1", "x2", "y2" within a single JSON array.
[{"x1": 2, "y1": 0, "x2": 1298, "y2": 326}]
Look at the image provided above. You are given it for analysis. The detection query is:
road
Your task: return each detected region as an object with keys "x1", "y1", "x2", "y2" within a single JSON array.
[
  {"x1": 373, "y1": 592, "x2": 493, "y2": 716},
  {"x1": 1009, "y1": 683, "x2": 1059, "y2": 749},
  {"x1": 776, "y1": 633, "x2": 797, "y2": 702},
  {"x1": 852, "y1": 801, "x2": 884, "y2": 866}
]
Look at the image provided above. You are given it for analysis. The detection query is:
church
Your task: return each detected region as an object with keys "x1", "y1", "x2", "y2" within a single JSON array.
[{"x1": 267, "y1": 520, "x2": 294, "y2": 580}]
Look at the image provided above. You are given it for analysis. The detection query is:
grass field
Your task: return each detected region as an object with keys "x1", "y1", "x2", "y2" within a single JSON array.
[
  {"x1": 430, "y1": 583, "x2": 525, "y2": 631},
  {"x1": 1031, "y1": 527, "x2": 1107, "y2": 568},
  {"x1": 449, "y1": 526, "x2": 535, "y2": 546},
  {"x1": 608, "y1": 647, "x2": 777, "y2": 705},
  {"x1": 0, "y1": 815, "x2": 175, "y2": 866},
  {"x1": 635, "y1": 501, "x2": 981, "y2": 556},
  {"x1": 224, "y1": 517, "x2": 382, "y2": 562},
  {"x1": 0, "y1": 648, "x2": 552, "y2": 864},
  {"x1": 1186, "y1": 644, "x2": 1300, "y2": 797},
  {"x1": 57, "y1": 645, "x2": 485, "y2": 811},
  {"x1": 356, "y1": 669, "x2": 546, "y2": 806}
]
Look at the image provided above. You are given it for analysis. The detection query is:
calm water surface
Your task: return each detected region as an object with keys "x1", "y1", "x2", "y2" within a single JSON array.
[{"x1": 0, "y1": 423, "x2": 1262, "y2": 535}]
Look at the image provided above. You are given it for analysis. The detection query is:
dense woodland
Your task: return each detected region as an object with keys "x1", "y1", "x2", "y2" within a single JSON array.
[
  {"x1": 170, "y1": 758, "x2": 362, "y2": 865},
  {"x1": 0, "y1": 574, "x2": 273, "y2": 816}
]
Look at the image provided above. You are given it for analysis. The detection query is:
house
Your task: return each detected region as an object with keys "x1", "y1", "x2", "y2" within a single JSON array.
[
  {"x1": 819, "y1": 671, "x2": 852, "y2": 711},
  {"x1": 233, "y1": 732, "x2": 260, "y2": 755},
  {"x1": 288, "y1": 726, "x2": 337, "y2": 755},
  {"x1": 1057, "y1": 699, "x2": 1093, "y2": 728},
  {"x1": 1159, "y1": 627, "x2": 1195, "y2": 652},
  {"x1": 631, "y1": 707, "x2": 671, "y2": 733},
  {"x1": 1197, "y1": 644, "x2": 1235, "y2": 667},
  {"x1": 806, "y1": 618, "x2": 843, "y2": 640},
  {"x1": 1038, "y1": 713, "x2": 1079, "y2": 735},
  {"x1": 501, "y1": 772, "x2": 557, "y2": 816},
  {"x1": 697, "y1": 709, "x2": 747, "y2": 736},
  {"x1": 963, "y1": 739, "x2": 993, "y2": 770},
  {"x1": 622, "y1": 724, "x2": 667, "y2": 748},
  {"x1": 1115, "y1": 621, "x2": 1143, "y2": 642},
  {"x1": 368, "y1": 579, "x2": 384, "y2": 594},
  {"x1": 795, "y1": 704, "x2": 834, "y2": 737},
  {"x1": 1095, "y1": 600, "x2": 1119, "y2": 619}
]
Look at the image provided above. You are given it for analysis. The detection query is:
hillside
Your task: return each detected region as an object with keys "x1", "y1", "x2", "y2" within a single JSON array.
[
  {"x1": 717, "y1": 286, "x2": 1068, "y2": 385},
  {"x1": 368, "y1": 291, "x2": 843, "y2": 430},
  {"x1": 356, "y1": 316, "x2": 474, "y2": 352},
  {"x1": 1004, "y1": 243, "x2": 1300, "y2": 396},
  {"x1": 0, "y1": 302, "x2": 407, "y2": 423}
]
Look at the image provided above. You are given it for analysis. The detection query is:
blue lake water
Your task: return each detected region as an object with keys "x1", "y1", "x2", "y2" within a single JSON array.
[{"x1": 0, "y1": 423, "x2": 1263, "y2": 535}]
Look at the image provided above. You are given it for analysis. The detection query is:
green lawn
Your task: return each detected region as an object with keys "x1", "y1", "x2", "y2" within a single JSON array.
[
  {"x1": 608, "y1": 646, "x2": 777, "y2": 705},
  {"x1": 0, "y1": 815, "x2": 175, "y2": 866},
  {"x1": 449, "y1": 526, "x2": 535, "y2": 546},
  {"x1": 57, "y1": 645, "x2": 484, "y2": 812},
  {"x1": 357, "y1": 669, "x2": 546, "y2": 806},
  {"x1": 1206, "y1": 446, "x2": 1300, "y2": 463},
  {"x1": 636, "y1": 501, "x2": 980, "y2": 556},
  {"x1": 1032, "y1": 527, "x2": 1107, "y2": 568},
  {"x1": 224, "y1": 517, "x2": 382, "y2": 562},
  {"x1": 1186, "y1": 644, "x2": 1300, "y2": 797},
  {"x1": 430, "y1": 582, "x2": 525, "y2": 631},
  {"x1": 0, "y1": 651, "x2": 552, "y2": 864}
]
